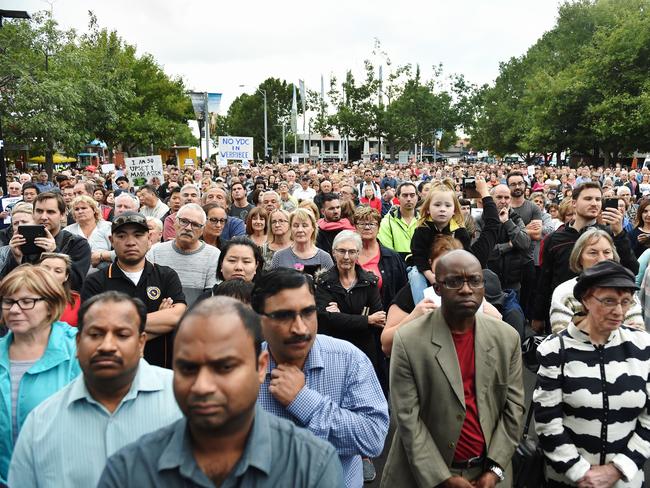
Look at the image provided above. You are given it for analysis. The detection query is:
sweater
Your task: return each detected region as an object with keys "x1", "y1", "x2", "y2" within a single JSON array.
[{"x1": 534, "y1": 324, "x2": 650, "y2": 486}]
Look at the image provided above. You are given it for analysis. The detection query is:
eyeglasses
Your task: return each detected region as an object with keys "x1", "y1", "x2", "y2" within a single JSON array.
[
  {"x1": 271, "y1": 219, "x2": 289, "y2": 226},
  {"x1": 177, "y1": 217, "x2": 204, "y2": 230},
  {"x1": 333, "y1": 249, "x2": 359, "y2": 257},
  {"x1": 356, "y1": 222, "x2": 378, "y2": 229},
  {"x1": 436, "y1": 276, "x2": 485, "y2": 290},
  {"x1": 2, "y1": 297, "x2": 45, "y2": 310},
  {"x1": 208, "y1": 217, "x2": 227, "y2": 225},
  {"x1": 591, "y1": 296, "x2": 633, "y2": 309},
  {"x1": 262, "y1": 305, "x2": 317, "y2": 323}
]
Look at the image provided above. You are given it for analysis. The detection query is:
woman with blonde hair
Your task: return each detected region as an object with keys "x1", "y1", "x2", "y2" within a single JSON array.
[
  {"x1": 261, "y1": 208, "x2": 291, "y2": 268},
  {"x1": 0, "y1": 265, "x2": 80, "y2": 482},
  {"x1": 64, "y1": 195, "x2": 111, "y2": 272},
  {"x1": 269, "y1": 208, "x2": 333, "y2": 275},
  {"x1": 298, "y1": 199, "x2": 320, "y2": 222},
  {"x1": 0, "y1": 203, "x2": 34, "y2": 271}
]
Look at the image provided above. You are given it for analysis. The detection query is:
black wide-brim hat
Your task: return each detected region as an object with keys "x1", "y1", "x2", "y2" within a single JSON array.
[{"x1": 573, "y1": 260, "x2": 639, "y2": 302}]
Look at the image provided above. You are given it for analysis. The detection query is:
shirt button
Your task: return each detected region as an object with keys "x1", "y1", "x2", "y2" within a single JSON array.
[
  {"x1": 448, "y1": 442, "x2": 455, "y2": 449},
  {"x1": 457, "y1": 414, "x2": 463, "y2": 421}
]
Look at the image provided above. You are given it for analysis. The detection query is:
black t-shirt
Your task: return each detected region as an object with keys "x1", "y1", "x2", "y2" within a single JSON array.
[
  {"x1": 80, "y1": 260, "x2": 186, "y2": 368},
  {"x1": 391, "y1": 284, "x2": 415, "y2": 314},
  {"x1": 229, "y1": 203, "x2": 254, "y2": 222}
]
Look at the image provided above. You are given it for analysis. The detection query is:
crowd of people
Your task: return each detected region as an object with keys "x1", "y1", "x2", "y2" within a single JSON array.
[{"x1": 1, "y1": 157, "x2": 650, "y2": 487}]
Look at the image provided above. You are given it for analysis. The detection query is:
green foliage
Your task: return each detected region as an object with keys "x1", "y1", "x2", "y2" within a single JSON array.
[
  {"x1": 220, "y1": 78, "x2": 297, "y2": 158},
  {"x1": 0, "y1": 10, "x2": 197, "y2": 163},
  {"x1": 469, "y1": 0, "x2": 650, "y2": 165}
]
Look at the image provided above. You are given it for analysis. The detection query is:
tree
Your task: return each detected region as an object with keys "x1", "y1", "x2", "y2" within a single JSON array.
[{"x1": 220, "y1": 78, "x2": 298, "y2": 160}]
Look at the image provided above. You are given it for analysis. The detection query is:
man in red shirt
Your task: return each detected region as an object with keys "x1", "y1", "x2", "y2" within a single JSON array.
[{"x1": 381, "y1": 250, "x2": 524, "y2": 487}]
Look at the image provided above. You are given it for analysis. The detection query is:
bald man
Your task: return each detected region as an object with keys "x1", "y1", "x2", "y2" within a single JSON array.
[{"x1": 382, "y1": 250, "x2": 524, "y2": 488}]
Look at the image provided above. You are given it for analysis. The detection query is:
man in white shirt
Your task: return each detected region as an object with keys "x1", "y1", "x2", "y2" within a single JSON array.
[
  {"x1": 139, "y1": 184, "x2": 170, "y2": 220},
  {"x1": 293, "y1": 176, "x2": 317, "y2": 202}
]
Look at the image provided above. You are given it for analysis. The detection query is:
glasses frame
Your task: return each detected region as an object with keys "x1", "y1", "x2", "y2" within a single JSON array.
[
  {"x1": 176, "y1": 216, "x2": 205, "y2": 230},
  {"x1": 1, "y1": 297, "x2": 46, "y2": 310},
  {"x1": 333, "y1": 249, "x2": 359, "y2": 257},
  {"x1": 261, "y1": 305, "x2": 318, "y2": 324},
  {"x1": 207, "y1": 217, "x2": 228, "y2": 226},
  {"x1": 436, "y1": 276, "x2": 485, "y2": 290},
  {"x1": 591, "y1": 295, "x2": 633, "y2": 309}
]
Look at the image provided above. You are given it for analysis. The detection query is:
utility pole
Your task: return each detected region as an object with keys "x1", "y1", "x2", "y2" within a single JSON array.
[{"x1": 258, "y1": 89, "x2": 268, "y2": 161}]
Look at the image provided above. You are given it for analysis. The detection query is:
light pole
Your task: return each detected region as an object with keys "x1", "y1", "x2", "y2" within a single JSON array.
[
  {"x1": 258, "y1": 88, "x2": 268, "y2": 161},
  {"x1": 0, "y1": 9, "x2": 31, "y2": 194}
]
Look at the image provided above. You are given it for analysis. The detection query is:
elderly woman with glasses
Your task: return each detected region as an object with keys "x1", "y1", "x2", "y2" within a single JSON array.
[
  {"x1": 315, "y1": 230, "x2": 387, "y2": 393},
  {"x1": 550, "y1": 228, "x2": 643, "y2": 333},
  {"x1": 261, "y1": 208, "x2": 291, "y2": 269},
  {"x1": 354, "y1": 206, "x2": 407, "y2": 312},
  {"x1": 0, "y1": 265, "x2": 80, "y2": 483},
  {"x1": 534, "y1": 260, "x2": 650, "y2": 487}
]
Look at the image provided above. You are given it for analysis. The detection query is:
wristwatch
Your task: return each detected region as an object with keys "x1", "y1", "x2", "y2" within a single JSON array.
[{"x1": 488, "y1": 464, "x2": 505, "y2": 483}]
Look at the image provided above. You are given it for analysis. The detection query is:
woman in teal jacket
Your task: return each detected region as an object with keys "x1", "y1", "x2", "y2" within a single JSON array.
[{"x1": 0, "y1": 265, "x2": 80, "y2": 483}]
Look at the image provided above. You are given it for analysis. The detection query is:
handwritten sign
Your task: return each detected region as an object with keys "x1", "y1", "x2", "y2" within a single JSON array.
[{"x1": 124, "y1": 155, "x2": 163, "y2": 187}]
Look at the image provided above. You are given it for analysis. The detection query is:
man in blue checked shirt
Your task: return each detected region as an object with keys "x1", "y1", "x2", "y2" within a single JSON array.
[{"x1": 252, "y1": 268, "x2": 389, "y2": 488}]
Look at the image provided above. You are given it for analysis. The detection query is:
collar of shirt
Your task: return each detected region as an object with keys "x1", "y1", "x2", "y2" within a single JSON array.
[
  {"x1": 0, "y1": 321, "x2": 76, "y2": 373},
  {"x1": 263, "y1": 336, "x2": 325, "y2": 378},
  {"x1": 108, "y1": 260, "x2": 153, "y2": 281},
  {"x1": 567, "y1": 321, "x2": 619, "y2": 345},
  {"x1": 66, "y1": 359, "x2": 166, "y2": 410},
  {"x1": 156, "y1": 405, "x2": 273, "y2": 480}
]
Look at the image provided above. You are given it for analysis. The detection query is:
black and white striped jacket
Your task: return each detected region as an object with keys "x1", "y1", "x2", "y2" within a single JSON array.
[{"x1": 533, "y1": 323, "x2": 650, "y2": 487}]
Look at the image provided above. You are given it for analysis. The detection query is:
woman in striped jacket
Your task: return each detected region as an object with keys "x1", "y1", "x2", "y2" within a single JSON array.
[{"x1": 534, "y1": 260, "x2": 650, "y2": 487}]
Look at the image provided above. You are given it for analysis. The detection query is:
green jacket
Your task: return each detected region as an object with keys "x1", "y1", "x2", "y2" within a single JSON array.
[{"x1": 377, "y1": 206, "x2": 419, "y2": 260}]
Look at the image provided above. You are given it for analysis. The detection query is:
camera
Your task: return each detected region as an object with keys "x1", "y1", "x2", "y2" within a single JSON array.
[{"x1": 462, "y1": 177, "x2": 476, "y2": 190}]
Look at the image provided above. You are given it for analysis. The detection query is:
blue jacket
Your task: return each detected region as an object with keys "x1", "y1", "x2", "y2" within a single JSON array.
[
  {"x1": 222, "y1": 216, "x2": 246, "y2": 241},
  {"x1": 0, "y1": 321, "x2": 80, "y2": 483}
]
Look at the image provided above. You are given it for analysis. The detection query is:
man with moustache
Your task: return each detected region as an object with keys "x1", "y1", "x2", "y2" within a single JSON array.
[
  {"x1": 9, "y1": 292, "x2": 181, "y2": 487},
  {"x1": 252, "y1": 269, "x2": 389, "y2": 488},
  {"x1": 97, "y1": 296, "x2": 343, "y2": 487},
  {"x1": 381, "y1": 250, "x2": 525, "y2": 488}
]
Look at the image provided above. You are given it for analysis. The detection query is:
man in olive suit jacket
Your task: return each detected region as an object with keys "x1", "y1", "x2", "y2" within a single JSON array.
[{"x1": 381, "y1": 250, "x2": 524, "y2": 488}]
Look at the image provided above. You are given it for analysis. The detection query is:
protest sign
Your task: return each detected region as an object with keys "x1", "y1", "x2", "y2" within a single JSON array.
[
  {"x1": 101, "y1": 163, "x2": 115, "y2": 173},
  {"x1": 124, "y1": 155, "x2": 164, "y2": 187},
  {"x1": 2, "y1": 197, "x2": 22, "y2": 224},
  {"x1": 218, "y1": 136, "x2": 254, "y2": 161}
]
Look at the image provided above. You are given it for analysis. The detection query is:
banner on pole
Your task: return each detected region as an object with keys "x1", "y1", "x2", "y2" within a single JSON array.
[
  {"x1": 218, "y1": 136, "x2": 254, "y2": 161},
  {"x1": 124, "y1": 155, "x2": 164, "y2": 187}
]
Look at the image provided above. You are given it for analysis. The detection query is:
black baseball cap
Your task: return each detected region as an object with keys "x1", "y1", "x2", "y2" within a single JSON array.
[
  {"x1": 111, "y1": 212, "x2": 149, "y2": 233},
  {"x1": 573, "y1": 260, "x2": 638, "y2": 302}
]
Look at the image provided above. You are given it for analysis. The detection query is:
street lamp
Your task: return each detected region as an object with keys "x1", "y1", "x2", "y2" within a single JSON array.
[
  {"x1": 0, "y1": 9, "x2": 31, "y2": 194},
  {"x1": 258, "y1": 88, "x2": 268, "y2": 161}
]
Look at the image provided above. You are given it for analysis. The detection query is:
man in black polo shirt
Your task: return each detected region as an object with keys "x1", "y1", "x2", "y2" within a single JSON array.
[{"x1": 81, "y1": 212, "x2": 186, "y2": 368}]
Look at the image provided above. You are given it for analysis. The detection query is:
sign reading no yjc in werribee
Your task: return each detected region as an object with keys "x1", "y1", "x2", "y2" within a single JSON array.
[
  {"x1": 218, "y1": 136, "x2": 254, "y2": 161},
  {"x1": 124, "y1": 155, "x2": 164, "y2": 187}
]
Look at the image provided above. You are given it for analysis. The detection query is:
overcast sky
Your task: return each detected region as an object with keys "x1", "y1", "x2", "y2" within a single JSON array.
[{"x1": 11, "y1": 0, "x2": 562, "y2": 114}]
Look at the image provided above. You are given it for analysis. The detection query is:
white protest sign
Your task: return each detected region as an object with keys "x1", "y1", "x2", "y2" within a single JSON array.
[
  {"x1": 124, "y1": 155, "x2": 164, "y2": 187},
  {"x1": 101, "y1": 163, "x2": 115, "y2": 173},
  {"x1": 2, "y1": 196, "x2": 22, "y2": 224},
  {"x1": 219, "y1": 136, "x2": 254, "y2": 161}
]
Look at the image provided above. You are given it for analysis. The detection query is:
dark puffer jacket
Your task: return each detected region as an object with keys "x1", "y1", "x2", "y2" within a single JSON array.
[{"x1": 314, "y1": 265, "x2": 386, "y2": 392}]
